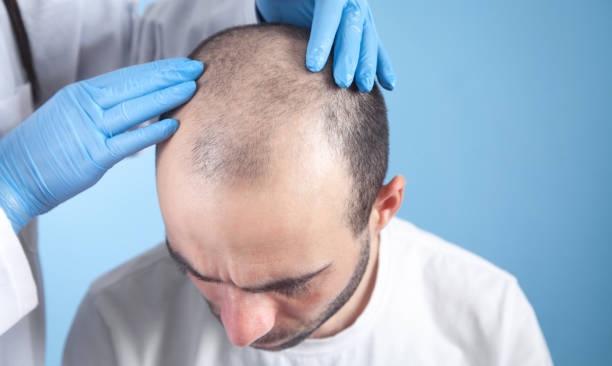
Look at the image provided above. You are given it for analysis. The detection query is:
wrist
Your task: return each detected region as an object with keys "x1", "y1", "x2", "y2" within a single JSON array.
[{"x1": 0, "y1": 174, "x2": 32, "y2": 234}]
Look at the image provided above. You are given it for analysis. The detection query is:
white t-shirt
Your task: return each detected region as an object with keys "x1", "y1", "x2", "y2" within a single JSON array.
[{"x1": 63, "y1": 217, "x2": 553, "y2": 366}]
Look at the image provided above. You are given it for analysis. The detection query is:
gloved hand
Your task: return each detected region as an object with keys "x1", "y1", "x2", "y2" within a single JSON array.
[
  {"x1": 0, "y1": 58, "x2": 203, "y2": 233},
  {"x1": 256, "y1": 0, "x2": 395, "y2": 92}
]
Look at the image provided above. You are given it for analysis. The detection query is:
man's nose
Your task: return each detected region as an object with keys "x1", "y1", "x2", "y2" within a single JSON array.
[{"x1": 219, "y1": 286, "x2": 275, "y2": 347}]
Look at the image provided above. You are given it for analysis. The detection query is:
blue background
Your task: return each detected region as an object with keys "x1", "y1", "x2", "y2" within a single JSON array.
[{"x1": 40, "y1": 1, "x2": 612, "y2": 365}]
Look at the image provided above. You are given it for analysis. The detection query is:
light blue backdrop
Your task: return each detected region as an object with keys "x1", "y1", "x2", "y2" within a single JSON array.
[{"x1": 40, "y1": 1, "x2": 612, "y2": 365}]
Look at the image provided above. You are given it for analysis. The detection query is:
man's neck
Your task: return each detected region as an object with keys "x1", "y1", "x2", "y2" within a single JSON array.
[{"x1": 311, "y1": 232, "x2": 381, "y2": 338}]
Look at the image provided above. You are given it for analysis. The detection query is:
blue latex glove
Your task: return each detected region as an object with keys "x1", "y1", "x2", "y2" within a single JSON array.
[
  {"x1": 0, "y1": 58, "x2": 203, "y2": 233},
  {"x1": 256, "y1": 0, "x2": 395, "y2": 92}
]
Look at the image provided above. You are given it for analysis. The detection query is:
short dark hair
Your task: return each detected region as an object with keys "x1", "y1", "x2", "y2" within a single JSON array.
[{"x1": 161, "y1": 24, "x2": 388, "y2": 236}]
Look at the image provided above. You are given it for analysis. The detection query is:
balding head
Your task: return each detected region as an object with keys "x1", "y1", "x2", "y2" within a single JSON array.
[
  {"x1": 158, "y1": 24, "x2": 388, "y2": 235},
  {"x1": 156, "y1": 24, "x2": 398, "y2": 351}
]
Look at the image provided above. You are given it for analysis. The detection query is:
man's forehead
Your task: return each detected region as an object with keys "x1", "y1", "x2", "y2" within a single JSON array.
[
  {"x1": 163, "y1": 181, "x2": 355, "y2": 266},
  {"x1": 167, "y1": 201, "x2": 334, "y2": 258}
]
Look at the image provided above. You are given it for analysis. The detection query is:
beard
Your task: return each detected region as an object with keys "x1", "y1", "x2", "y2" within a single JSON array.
[{"x1": 206, "y1": 231, "x2": 372, "y2": 351}]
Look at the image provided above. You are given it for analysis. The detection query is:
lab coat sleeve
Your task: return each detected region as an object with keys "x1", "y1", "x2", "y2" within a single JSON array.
[
  {"x1": 63, "y1": 292, "x2": 118, "y2": 366},
  {"x1": 20, "y1": 0, "x2": 257, "y2": 104},
  {"x1": 496, "y1": 279, "x2": 554, "y2": 366},
  {"x1": 0, "y1": 208, "x2": 37, "y2": 335}
]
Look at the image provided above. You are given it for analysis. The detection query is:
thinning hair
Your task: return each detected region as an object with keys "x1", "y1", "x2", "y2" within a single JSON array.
[{"x1": 161, "y1": 24, "x2": 389, "y2": 236}]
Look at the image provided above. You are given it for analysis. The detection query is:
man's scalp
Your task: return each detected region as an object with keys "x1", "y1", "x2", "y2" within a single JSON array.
[{"x1": 163, "y1": 23, "x2": 388, "y2": 235}]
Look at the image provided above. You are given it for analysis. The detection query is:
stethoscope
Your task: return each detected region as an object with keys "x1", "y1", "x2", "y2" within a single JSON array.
[{"x1": 3, "y1": 0, "x2": 39, "y2": 101}]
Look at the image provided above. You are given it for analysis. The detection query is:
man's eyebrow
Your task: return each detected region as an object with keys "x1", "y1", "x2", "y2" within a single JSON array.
[
  {"x1": 166, "y1": 239, "x2": 224, "y2": 284},
  {"x1": 165, "y1": 239, "x2": 332, "y2": 293}
]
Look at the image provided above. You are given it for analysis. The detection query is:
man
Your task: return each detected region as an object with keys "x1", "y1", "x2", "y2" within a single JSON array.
[{"x1": 64, "y1": 24, "x2": 552, "y2": 365}]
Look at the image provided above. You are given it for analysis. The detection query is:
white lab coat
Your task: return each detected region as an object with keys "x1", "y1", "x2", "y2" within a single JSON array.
[{"x1": 0, "y1": 0, "x2": 256, "y2": 364}]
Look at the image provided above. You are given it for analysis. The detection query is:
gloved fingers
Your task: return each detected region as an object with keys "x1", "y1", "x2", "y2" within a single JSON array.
[
  {"x1": 376, "y1": 41, "x2": 395, "y2": 90},
  {"x1": 106, "y1": 119, "x2": 179, "y2": 162},
  {"x1": 84, "y1": 58, "x2": 203, "y2": 108},
  {"x1": 333, "y1": 1, "x2": 365, "y2": 88},
  {"x1": 102, "y1": 81, "x2": 196, "y2": 136},
  {"x1": 354, "y1": 13, "x2": 377, "y2": 92},
  {"x1": 306, "y1": 0, "x2": 346, "y2": 72}
]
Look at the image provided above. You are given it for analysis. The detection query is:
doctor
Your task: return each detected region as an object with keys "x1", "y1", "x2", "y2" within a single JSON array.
[{"x1": 0, "y1": 0, "x2": 394, "y2": 364}]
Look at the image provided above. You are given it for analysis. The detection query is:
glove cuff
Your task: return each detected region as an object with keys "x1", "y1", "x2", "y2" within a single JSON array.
[{"x1": 255, "y1": 3, "x2": 266, "y2": 23}]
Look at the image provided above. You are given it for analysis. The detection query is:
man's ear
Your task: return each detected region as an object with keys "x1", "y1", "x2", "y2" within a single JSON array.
[{"x1": 370, "y1": 175, "x2": 406, "y2": 234}]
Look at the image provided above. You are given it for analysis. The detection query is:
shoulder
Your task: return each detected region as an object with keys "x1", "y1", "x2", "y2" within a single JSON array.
[
  {"x1": 83, "y1": 243, "x2": 198, "y2": 330},
  {"x1": 383, "y1": 218, "x2": 523, "y2": 331},
  {"x1": 66, "y1": 244, "x2": 221, "y2": 363},
  {"x1": 88, "y1": 243, "x2": 182, "y2": 298},
  {"x1": 381, "y1": 218, "x2": 551, "y2": 364},
  {"x1": 72, "y1": 244, "x2": 212, "y2": 353},
  {"x1": 383, "y1": 217, "x2": 517, "y2": 291}
]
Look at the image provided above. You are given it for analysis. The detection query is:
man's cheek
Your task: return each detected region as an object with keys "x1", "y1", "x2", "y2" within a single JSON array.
[{"x1": 279, "y1": 287, "x2": 334, "y2": 318}]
